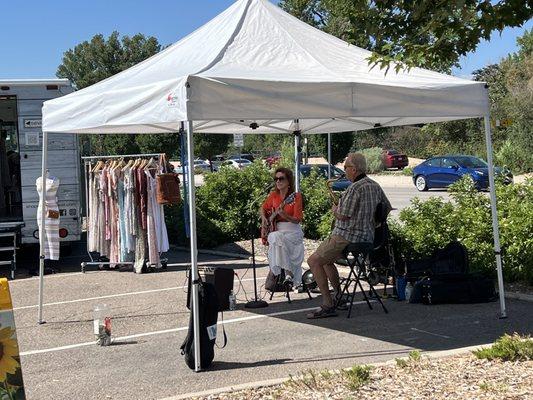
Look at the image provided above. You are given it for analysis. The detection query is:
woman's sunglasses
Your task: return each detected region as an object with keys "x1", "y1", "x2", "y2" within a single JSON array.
[{"x1": 273, "y1": 176, "x2": 286, "y2": 182}]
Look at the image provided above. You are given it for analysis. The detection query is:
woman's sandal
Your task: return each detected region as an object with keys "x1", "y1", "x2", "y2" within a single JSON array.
[{"x1": 306, "y1": 305, "x2": 338, "y2": 319}]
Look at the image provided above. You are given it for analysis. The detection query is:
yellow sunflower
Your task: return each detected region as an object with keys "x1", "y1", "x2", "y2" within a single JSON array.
[{"x1": 0, "y1": 327, "x2": 20, "y2": 383}]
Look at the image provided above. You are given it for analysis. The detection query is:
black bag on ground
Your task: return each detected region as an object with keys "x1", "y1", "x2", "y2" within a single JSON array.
[
  {"x1": 466, "y1": 274, "x2": 497, "y2": 303},
  {"x1": 406, "y1": 241, "x2": 469, "y2": 280},
  {"x1": 181, "y1": 280, "x2": 219, "y2": 370},
  {"x1": 420, "y1": 276, "x2": 471, "y2": 304},
  {"x1": 432, "y1": 241, "x2": 469, "y2": 277},
  {"x1": 419, "y1": 274, "x2": 496, "y2": 305}
]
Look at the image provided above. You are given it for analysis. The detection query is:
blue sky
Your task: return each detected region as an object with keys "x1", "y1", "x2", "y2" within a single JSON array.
[{"x1": 1, "y1": 0, "x2": 531, "y2": 79}]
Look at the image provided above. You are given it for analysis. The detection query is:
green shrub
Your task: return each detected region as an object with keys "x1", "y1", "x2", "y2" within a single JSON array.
[
  {"x1": 408, "y1": 350, "x2": 422, "y2": 362},
  {"x1": 395, "y1": 357, "x2": 408, "y2": 368},
  {"x1": 342, "y1": 365, "x2": 372, "y2": 390},
  {"x1": 300, "y1": 168, "x2": 333, "y2": 239},
  {"x1": 358, "y1": 147, "x2": 384, "y2": 173},
  {"x1": 165, "y1": 162, "x2": 272, "y2": 248},
  {"x1": 165, "y1": 201, "x2": 229, "y2": 248},
  {"x1": 473, "y1": 333, "x2": 533, "y2": 362},
  {"x1": 196, "y1": 161, "x2": 272, "y2": 244},
  {"x1": 392, "y1": 176, "x2": 533, "y2": 283},
  {"x1": 402, "y1": 166, "x2": 413, "y2": 176},
  {"x1": 392, "y1": 197, "x2": 457, "y2": 259}
]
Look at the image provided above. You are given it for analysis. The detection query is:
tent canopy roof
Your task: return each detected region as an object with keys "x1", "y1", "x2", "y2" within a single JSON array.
[{"x1": 43, "y1": 0, "x2": 488, "y2": 135}]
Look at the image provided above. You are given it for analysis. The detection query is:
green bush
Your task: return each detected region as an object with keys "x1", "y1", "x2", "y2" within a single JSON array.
[
  {"x1": 196, "y1": 161, "x2": 272, "y2": 244},
  {"x1": 165, "y1": 162, "x2": 272, "y2": 248},
  {"x1": 359, "y1": 147, "x2": 384, "y2": 173},
  {"x1": 473, "y1": 333, "x2": 533, "y2": 362},
  {"x1": 165, "y1": 201, "x2": 229, "y2": 248},
  {"x1": 402, "y1": 166, "x2": 413, "y2": 176},
  {"x1": 392, "y1": 176, "x2": 533, "y2": 283},
  {"x1": 299, "y1": 168, "x2": 332, "y2": 239},
  {"x1": 342, "y1": 365, "x2": 372, "y2": 390},
  {"x1": 495, "y1": 134, "x2": 533, "y2": 173}
]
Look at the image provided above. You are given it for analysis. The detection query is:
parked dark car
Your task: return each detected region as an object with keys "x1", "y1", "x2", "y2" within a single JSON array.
[
  {"x1": 229, "y1": 153, "x2": 254, "y2": 162},
  {"x1": 382, "y1": 149, "x2": 409, "y2": 169},
  {"x1": 412, "y1": 155, "x2": 513, "y2": 191},
  {"x1": 299, "y1": 164, "x2": 351, "y2": 191}
]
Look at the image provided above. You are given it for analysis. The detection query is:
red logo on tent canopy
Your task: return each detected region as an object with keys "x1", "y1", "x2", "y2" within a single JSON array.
[{"x1": 167, "y1": 92, "x2": 178, "y2": 107}]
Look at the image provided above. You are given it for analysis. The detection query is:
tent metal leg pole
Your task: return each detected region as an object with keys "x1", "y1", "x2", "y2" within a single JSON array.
[
  {"x1": 38, "y1": 131, "x2": 48, "y2": 325},
  {"x1": 483, "y1": 115, "x2": 507, "y2": 318},
  {"x1": 327, "y1": 133, "x2": 332, "y2": 179},
  {"x1": 293, "y1": 119, "x2": 301, "y2": 192},
  {"x1": 186, "y1": 120, "x2": 202, "y2": 371}
]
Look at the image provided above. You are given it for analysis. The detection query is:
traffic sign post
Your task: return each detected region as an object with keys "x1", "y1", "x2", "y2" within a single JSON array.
[{"x1": 233, "y1": 133, "x2": 244, "y2": 147}]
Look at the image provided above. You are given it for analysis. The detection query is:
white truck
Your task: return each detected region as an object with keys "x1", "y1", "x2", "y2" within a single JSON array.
[{"x1": 0, "y1": 79, "x2": 81, "y2": 246}]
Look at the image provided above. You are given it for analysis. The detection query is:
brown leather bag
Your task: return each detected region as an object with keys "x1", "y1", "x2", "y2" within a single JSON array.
[
  {"x1": 156, "y1": 154, "x2": 181, "y2": 205},
  {"x1": 47, "y1": 209, "x2": 60, "y2": 219}
]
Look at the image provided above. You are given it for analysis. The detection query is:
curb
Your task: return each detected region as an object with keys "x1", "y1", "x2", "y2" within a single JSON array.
[
  {"x1": 505, "y1": 291, "x2": 533, "y2": 302},
  {"x1": 161, "y1": 342, "x2": 495, "y2": 400}
]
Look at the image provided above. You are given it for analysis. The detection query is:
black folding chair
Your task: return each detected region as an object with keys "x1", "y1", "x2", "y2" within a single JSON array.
[{"x1": 335, "y1": 242, "x2": 389, "y2": 318}]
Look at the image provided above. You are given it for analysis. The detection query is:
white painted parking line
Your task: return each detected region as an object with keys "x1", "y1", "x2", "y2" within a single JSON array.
[
  {"x1": 13, "y1": 278, "x2": 258, "y2": 310},
  {"x1": 410, "y1": 328, "x2": 451, "y2": 339},
  {"x1": 20, "y1": 301, "x2": 369, "y2": 356},
  {"x1": 13, "y1": 287, "x2": 181, "y2": 310},
  {"x1": 10, "y1": 272, "x2": 88, "y2": 283},
  {"x1": 10, "y1": 260, "x2": 258, "y2": 284}
]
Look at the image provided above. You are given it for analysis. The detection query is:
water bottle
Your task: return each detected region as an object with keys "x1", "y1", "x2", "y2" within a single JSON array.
[
  {"x1": 405, "y1": 282, "x2": 413, "y2": 302},
  {"x1": 228, "y1": 290, "x2": 236, "y2": 311},
  {"x1": 396, "y1": 275, "x2": 407, "y2": 301},
  {"x1": 94, "y1": 304, "x2": 112, "y2": 346}
]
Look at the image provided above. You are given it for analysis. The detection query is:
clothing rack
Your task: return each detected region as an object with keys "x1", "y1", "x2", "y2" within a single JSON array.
[
  {"x1": 82, "y1": 153, "x2": 163, "y2": 161},
  {"x1": 81, "y1": 153, "x2": 167, "y2": 272}
]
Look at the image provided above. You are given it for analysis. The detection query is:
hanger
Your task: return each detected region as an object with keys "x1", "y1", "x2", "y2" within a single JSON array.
[
  {"x1": 122, "y1": 158, "x2": 134, "y2": 172},
  {"x1": 131, "y1": 158, "x2": 141, "y2": 169},
  {"x1": 144, "y1": 157, "x2": 156, "y2": 170},
  {"x1": 92, "y1": 160, "x2": 104, "y2": 173},
  {"x1": 115, "y1": 158, "x2": 126, "y2": 170}
]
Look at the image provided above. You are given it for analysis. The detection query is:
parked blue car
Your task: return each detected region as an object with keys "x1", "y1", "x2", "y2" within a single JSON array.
[
  {"x1": 300, "y1": 164, "x2": 351, "y2": 191},
  {"x1": 412, "y1": 155, "x2": 513, "y2": 191}
]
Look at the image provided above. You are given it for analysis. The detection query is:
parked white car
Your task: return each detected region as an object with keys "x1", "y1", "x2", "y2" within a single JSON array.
[
  {"x1": 175, "y1": 159, "x2": 213, "y2": 173},
  {"x1": 220, "y1": 159, "x2": 252, "y2": 169}
]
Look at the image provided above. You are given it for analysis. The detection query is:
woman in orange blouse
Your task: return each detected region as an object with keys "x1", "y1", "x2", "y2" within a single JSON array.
[{"x1": 261, "y1": 167, "x2": 304, "y2": 289}]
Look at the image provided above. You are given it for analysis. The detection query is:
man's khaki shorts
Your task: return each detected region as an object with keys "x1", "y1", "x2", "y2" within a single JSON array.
[{"x1": 313, "y1": 234, "x2": 350, "y2": 264}]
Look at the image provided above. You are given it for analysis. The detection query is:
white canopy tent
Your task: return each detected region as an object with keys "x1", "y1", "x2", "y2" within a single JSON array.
[{"x1": 40, "y1": 0, "x2": 506, "y2": 371}]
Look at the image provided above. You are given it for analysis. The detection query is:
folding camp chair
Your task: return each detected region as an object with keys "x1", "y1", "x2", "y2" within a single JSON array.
[{"x1": 335, "y1": 242, "x2": 389, "y2": 318}]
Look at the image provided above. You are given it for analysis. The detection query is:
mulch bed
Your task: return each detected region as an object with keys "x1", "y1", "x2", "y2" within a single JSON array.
[{"x1": 192, "y1": 353, "x2": 532, "y2": 400}]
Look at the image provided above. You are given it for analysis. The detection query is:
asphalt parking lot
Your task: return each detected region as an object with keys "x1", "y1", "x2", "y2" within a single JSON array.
[
  {"x1": 10, "y1": 249, "x2": 533, "y2": 400},
  {"x1": 6, "y1": 175, "x2": 524, "y2": 400}
]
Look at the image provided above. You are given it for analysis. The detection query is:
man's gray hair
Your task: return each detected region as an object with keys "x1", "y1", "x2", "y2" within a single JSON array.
[{"x1": 346, "y1": 153, "x2": 367, "y2": 174}]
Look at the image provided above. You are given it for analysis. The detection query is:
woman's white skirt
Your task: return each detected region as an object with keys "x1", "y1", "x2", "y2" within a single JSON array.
[{"x1": 267, "y1": 222, "x2": 304, "y2": 286}]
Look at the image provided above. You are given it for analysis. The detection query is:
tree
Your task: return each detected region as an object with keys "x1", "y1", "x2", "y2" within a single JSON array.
[
  {"x1": 306, "y1": 132, "x2": 354, "y2": 165},
  {"x1": 280, "y1": 0, "x2": 532, "y2": 72},
  {"x1": 57, "y1": 31, "x2": 161, "y2": 90},
  {"x1": 241, "y1": 133, "x2": 287, "y2": 156},
  {"x1": 56, "y1": 32, "x2": 176, "y2": 156},
  {"x1": 194, "y1": 134, "x2": 232, "y2": 170},
  {"x1": 135, "y1": 134, "x2": 181, "y2": 159}
]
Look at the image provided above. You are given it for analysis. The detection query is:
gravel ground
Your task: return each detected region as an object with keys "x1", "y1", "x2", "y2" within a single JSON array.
[
  {"x1": 214, "y1": 238, "x2": 321, "y2": 260},
  {"x1": 192, "y1": 353, "x2": 532, "y2": 400}
]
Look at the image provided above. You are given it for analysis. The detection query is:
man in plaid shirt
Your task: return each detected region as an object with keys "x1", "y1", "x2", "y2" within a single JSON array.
[{"x1": 307, "y1": 153, "x2": 392, "y2": 319}]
